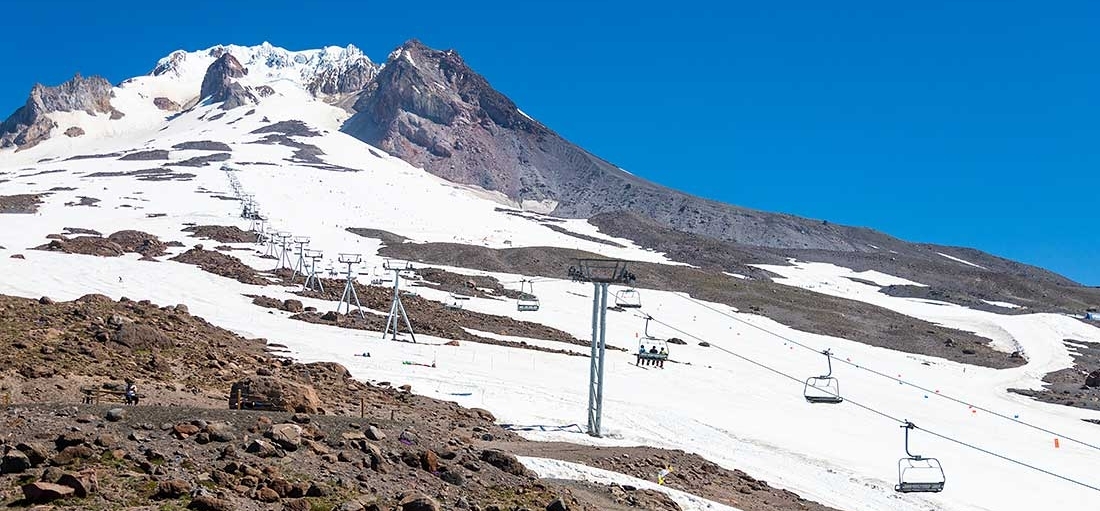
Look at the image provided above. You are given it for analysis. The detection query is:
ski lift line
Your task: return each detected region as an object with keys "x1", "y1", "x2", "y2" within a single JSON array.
[
  {"x1": 668, "y1": 292, "x2": 1100, "y2": 454},
  {"x1": 642, "y1": 314, "x2": 1100, "y2": 494}
]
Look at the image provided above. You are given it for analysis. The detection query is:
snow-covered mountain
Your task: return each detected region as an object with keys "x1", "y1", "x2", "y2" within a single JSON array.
[{"x1": 1, "y1": 39, "x2": 1100, "y2": 511}]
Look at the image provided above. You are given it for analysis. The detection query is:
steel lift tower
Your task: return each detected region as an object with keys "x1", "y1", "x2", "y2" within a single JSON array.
[{"x1": 567, "y1": 258, "x2": 636, "y2": 437}]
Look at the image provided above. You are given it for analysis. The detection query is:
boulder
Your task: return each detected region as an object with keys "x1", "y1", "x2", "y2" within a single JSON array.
[
  {"x1": 156, "y1": 479, "x2": 191, "y2": 499},
  {"x1": 268, "y1": 423, "x2": 303, "y2": 451},
  {"x1": 204, "y1": 422, "x2": 238, "y2": 442},
  {"x1": 1086, "y1": 369, "x2": 1100, "y2": 388},
  {"x1": 188, "y1": 495, "x2": 233, "y2": 511},
  {"x1": 1, "y1": 449, "x2": 31, "y2": 474},
  {"x1": 38, "y1": 296, "x2": 54, "y2": 305},
  {"x1": 420, "y1": 450, "x2": 439, "y2": 472},
  {"x1": 246, "y1": 439, "x2": 277, "y2": 458},
  {"x1": 105, "y1": 407, "x2": 126, "y2": 422},
  {"x1": 398, "y1": 492, "x2": 441, "y2": 511},
  {"x1": 366, "y1": 425, "x2": 386, "y2": 441},
  {"x1": 52, "y1": 445, "x2": 94, "y2": 465},
  {"x1": 480, "y1": 449, "x2": 530, "y2": 477},
  {"x1": 174, "y1": 423, "x2": 201, "y2": 438},
  {"x1": 21, "y1": 481, "x2": 75, "y2": 503},
  {"x1": 546, "y1": 498, "x2": 568, "y2": 511},
  {"x1": 257, "y1": 486, "x2": 280, "y2": 502},
  {"x1": 229, "y1": 376, "x2": 322, "y2": 413},
  {"x1": 57, "y1": 469, "x2": 98, "y2": 497},
  {"x1": 321, "y1": 311, "x2": 339, "y2": 321},
  {"x1": 282, "y1": 299, "x2": 304, "y2": 313},
  {"x1": 16, "y1": 442, "x2": 50, "y2": 466}
]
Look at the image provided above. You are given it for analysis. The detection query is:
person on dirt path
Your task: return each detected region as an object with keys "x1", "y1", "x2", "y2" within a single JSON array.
[{"x1": 125, "y1": 380, "x2": 138, "y2": 406}]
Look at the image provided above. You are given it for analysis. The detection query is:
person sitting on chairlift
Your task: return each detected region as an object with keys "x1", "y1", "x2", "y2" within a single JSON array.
[
  {"x1": 648, "y1": 346, "x2": 659, "y2": 366},
  {"x1": 637, "y1": 345, "x2": 646, "y2": 366},
  {"x1": 658, "y1": 347, "x2": 667, "y2": 368}
]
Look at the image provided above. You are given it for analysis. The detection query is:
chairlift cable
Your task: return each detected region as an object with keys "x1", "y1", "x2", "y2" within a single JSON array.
[
  {"x1": 668, "y1": 292, "x2": 1100, "y2": 453},
  {"x1": 642, "y1": 313, "x2": 1100, "y2": 494}
]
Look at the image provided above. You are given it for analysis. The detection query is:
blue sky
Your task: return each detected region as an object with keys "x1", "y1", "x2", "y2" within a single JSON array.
[{"x1": 2, "y1": 1, "x2": 1097, "y2": 284}]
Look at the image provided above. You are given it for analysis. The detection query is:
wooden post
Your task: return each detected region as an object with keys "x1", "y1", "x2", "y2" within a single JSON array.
[
  {"x1": 2, "y1": 391, "x2": 10, "y2": 406},
  {"x1": 360, "y1": 397, "x2": 365, "y2": 418},
  {"x1": 233, "y1": 388, "x2": 241, "y2": 410}
]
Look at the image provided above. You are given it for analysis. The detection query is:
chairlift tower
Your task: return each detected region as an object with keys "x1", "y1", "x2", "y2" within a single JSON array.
[
  {"x1": 292, "y1": 236, "x2": 311, "y2": 278},
  {"x1": 275, "y1": 232, "x2": 293, "y2": 271},
  {"x1": 337, "y1": 254, "x2": 365, "y2": 318},
  {"x1": 249, "y1": 213, "x2": 265, "y2": 234},
  {"x1": 241, "y1": 194, "x2": 256, "y2": 219},
  {"x1": 382, "y1": 259, "x2": 417, "y2": 343},
  {"x1": 567, "y1": 258, "x2": 636, "y2": 437},
  {"x1": 262, "y1": 228, "x2": 277, "y2": 256},
  {"x1": 303, "y1": 250, "x2": 325, "y2": 293}
]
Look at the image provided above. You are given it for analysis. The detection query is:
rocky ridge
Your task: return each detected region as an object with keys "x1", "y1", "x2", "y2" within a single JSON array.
[{"x1": 0, "y1": 74, "x2": 121, "y2": 149}]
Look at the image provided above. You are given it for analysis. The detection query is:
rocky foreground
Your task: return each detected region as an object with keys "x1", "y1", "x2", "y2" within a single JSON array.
[{"x1": 0, "y1": 294, "x2": 841, "y2": 510}]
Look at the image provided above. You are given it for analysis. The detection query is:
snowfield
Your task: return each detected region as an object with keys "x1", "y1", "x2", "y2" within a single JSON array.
[{"x1": 2, "y1": 42, "x2": 1100, "y2": 511}]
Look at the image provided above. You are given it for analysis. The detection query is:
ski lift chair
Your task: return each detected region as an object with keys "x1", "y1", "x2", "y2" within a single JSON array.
[
  {"x1": 895, "y1": 421, "x2": 946, "y2": 493},
  {"x1": 804, "y1": 349, "x2": 843, "y2": 404},
  {"x1": 517, "y1": 280, "x2": 540, "y2": 311},
  {"x1": 615, "y1": 288, "x2": 642, "y2": 309},
  {"x1": 637, "y1": 316, "x2": 670, "y2": 362}
]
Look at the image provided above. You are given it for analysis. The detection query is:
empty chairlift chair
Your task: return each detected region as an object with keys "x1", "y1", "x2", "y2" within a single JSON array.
[
  {"x1": 895, "y1": 421, "x2": 946, "y2": 493},
  {"x1": 803, "y1": 349, "x2": 843, "y2": 404},
  {"x1": 517, "y1": 280, "x2": 540, "y2": 312},
  {"x1": 615, "y1": 288, "x2": 642, "y2": 309}
]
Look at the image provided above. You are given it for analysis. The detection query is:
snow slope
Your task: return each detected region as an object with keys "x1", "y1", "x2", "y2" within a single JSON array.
[{"x1": 3, "y1": 46, "x2": 1100, "y2": 511}]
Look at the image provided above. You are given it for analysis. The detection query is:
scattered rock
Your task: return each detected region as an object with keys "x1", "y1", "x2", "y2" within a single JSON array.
[
  {"x1": 188, "y1": 495, "x2": 233, "y2": 511},
  {"x1": 38, "y1": 296, "x2": 54, "y2": 305},
  {"x1": 398, "y1": 491, "x2": 441, "y2": 511},
  {"x1": 1086, "y1": 369, "x2": 1100, "y2": 388},
  {"x1": 283, "y1": 299, "x2": 304, "y2": 313},
  {"x1": 154, "y1": 97, "x2": 181, "y2": 111},
  {"x1": 1, "y1": 449, "x2": 32, "y2": 473},
  {"x1": 366, "y1": 425, "x2": 386, "y2": 441},
  {"x1": 246, "y1": 439, "x2": 277, "y2": 457},
  {"x1": 52, "y1": 445, "x2": 94, "y2": 465},
  {"x1": 105, "y1": 407, "x2": 126, "y2": 422},
  {"x1": 546, "y1": 498, "x2": 568, "y2": 511},
  {"x1": 57, "y1": 469, "x2": 98, "y2": 497},
  {"x1": 268, "y1": 423, "x2": 303, "y2": 451},
  {"x1": 16, "y1": 442, "x2": 50, "y2": 466},
  {"x1": 480, "y1": 449, "x2": 530, "y2": 477},
  {"x1": 257, "y1": 486, "x2": 280, "y2": 502},
  {"x1": 21, "y1": 481, "x2": 75, "y2": 503},
  {"x1": 155, "y1": 479, "x2": 191, "y2": 499},
  {"x1": 64, "y1": 126, "x2": 85, "y2": 137}
]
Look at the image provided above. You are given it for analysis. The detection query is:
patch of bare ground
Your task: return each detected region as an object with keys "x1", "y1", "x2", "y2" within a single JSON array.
[
  {"x1": 0, "y1": 194, "x2": 44, "y2": 214},
  {"x1": 502, "y1": 442, "x2": 842, "y2": 511},
  {"x1": 378, "y1": 241, "x2": 1020, "y2": 368},
  {"x1": 33, "y1": 230, "x2": 167, "y2": 260},
  {"x1": 62, "y1": 227, "x2": 102, "y2": 236},
  {"x1": 543, "y1": 223, "x2": 626, "y2": 248},
  {"x1": 265, "y1": 269, "x2": 596, "y2": 353},
  {"x1": 346, "y1": 227, "x2": 408, "y2": 246},
  {"x1": 1009, "y1": 339, "x2": 1100, "y2": 416},
  {"x1": 250, "y1": 120, "x2": 320, "y2": 137},
  {"x1": 118, "y1": 149, "x2": 169, "y2": 161},
  {"x1": 413, "y1": 267, "x2": 525, "y2": 300},
  {"x1": 250, "y1": 133, "x2": 326, "y2": 164},
  {"x1": 0, "y1": 293, "x2": 673, "y2": 511},
  {"x1": 63, "y1": 196, "x2": 99, "y2": 207},
  {"x1": 170, "y1": 246, "x2": 271, "y2": 285},
  {"x1": 172, "y1": 140, "x2": 232, "y2": 151},
  {"x1": 83, "y1": 167, "x2": 196, "y2": 182},
  {"x1": 16, "y1": 168, "x2": 67, "y2": 178},
  {"x1": 171, "y1": 152, "x2": 231, "y2": 167},
  {"x1": 64, "y1": 152, "x2": 124, "y2": 161},
  {"x1": 183, "y1": 224, "x2": 257, "y2": 243}
]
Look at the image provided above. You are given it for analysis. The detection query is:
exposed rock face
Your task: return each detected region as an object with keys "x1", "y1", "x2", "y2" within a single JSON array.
[
  {"x1": 64, "y1": 126, "x2": 85, "y2": 137},
  {"x1": 153, "y1": 97, "x2": 181, "y2": 111},
  {"x1": 0, "y1": 74, "x2": 121, "y2": 149},
  {"x1": 199, "y1": 53, "x2": 256, "y2": 110},
  {"x1": 339, "y1": 40, "x2": 905, "y2": 251},
  {"x1": 308, "y1": 46, "x2": 378, "y2": 96}
]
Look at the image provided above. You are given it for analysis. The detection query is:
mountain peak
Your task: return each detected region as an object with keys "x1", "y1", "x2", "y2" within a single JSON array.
[{"x1": 1, "y1": 73, "x2": 120, "y2": 149}]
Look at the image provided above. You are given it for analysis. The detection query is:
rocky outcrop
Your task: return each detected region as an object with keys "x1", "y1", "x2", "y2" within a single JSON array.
[
  {"x1": 307, "y1": 45, "x2": 378, "y2": 96},
  {"x1": 153, "y1": 97, "x2": 181, "y2": 111},
  {"x1": 337, "y1": 40, "x2": 912, "y2": 252},
  {"x1": 64, "y1": 126, "x2": 85, "y2": 137},
  {"x1": 199, "y1": 53, "x2": 257, "y2": 110},
  {"x1": 1, "y1": 74, "x2": 121, "y2": 149}
]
